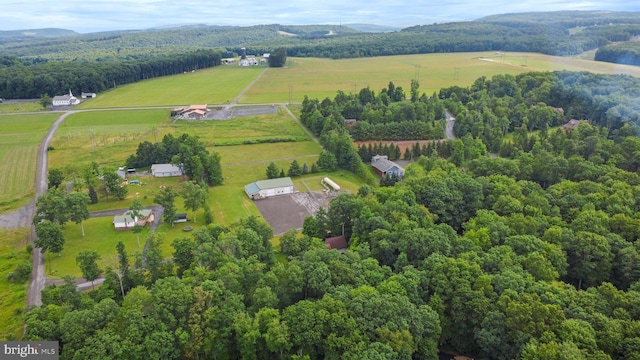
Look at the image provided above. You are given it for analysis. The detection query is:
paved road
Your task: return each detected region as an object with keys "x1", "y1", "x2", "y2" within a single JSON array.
[{"x1": 445, "y1": 110, "x2": 456, "y2": 140}]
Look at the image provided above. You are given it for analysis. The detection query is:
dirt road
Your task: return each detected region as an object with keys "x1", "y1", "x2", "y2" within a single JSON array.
[{"x1": 25, "y1": 111, "x2": 79, "y2": 306}]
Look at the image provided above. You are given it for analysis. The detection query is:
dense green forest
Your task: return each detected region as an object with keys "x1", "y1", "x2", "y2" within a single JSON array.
[{"x1": 22, "y1": 71, "x2": 640, "y2": 359}]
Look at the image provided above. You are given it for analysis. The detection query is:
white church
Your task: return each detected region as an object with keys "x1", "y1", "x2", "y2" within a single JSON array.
[{"x1": 52, "y1": 90, "x2": 80, "y2": 106}]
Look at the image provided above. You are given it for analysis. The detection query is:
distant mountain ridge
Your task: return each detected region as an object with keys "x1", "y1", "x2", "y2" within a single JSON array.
[
  {"x1": 0, "y1": 28, "x2": 78, "y2": 38},
  {"x1": 1, "y1": 10, "x2": 640, "y2": 62}
]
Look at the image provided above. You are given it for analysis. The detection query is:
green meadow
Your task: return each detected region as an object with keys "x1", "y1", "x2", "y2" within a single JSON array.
[
  {"x1": 0, "y1": 113, "x2": 58, "y2": 211},
  {"x1": 0, "y1": 228, "x2": 30, "y2": 340},
  {"x1": 240, "y1": 52, "x2": 640, "y2": 103},
  {"x1": 77, "y1": 66, "x2": 265, "y2": 108}
]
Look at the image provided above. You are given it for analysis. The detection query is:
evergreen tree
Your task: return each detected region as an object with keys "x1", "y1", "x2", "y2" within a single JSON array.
[
  {"x1": 288, "y1": 160, "x2": 302, "y2": 177},
  {"x1": 266, "y1": 162, "x2": 280, "y2": 179}
]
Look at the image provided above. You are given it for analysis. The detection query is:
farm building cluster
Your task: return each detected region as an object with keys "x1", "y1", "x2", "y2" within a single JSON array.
[{"x1": 171, "y1": 105, "x2": 210, "y2": 119}]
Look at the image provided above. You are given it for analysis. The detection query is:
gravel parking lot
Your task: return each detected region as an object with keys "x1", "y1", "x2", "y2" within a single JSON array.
[{"x1": 253, "y1": 191, "x2": 328, "y2": 235}]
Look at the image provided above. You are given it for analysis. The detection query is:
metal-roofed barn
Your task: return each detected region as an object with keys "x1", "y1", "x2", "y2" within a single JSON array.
[{"x1": 245, "y1": 177, "x2": 295, "y2": 200}]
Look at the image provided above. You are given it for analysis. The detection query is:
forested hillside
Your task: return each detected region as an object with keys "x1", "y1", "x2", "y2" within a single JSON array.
[
  {"x1": 23, "y1": 71, "x2": 640, "y2": 359},
  {"x1": 1, "y1": 11, "x2": 640, "y2": 62}
]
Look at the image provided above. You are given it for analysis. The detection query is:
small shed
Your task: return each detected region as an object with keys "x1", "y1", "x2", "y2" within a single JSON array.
[
  {"x1": 325, "y1": 235, "x2": 348, "y2": 253},
  {"x1": 245, "y1": 177, "x2": 295, "y2": 199},
  {"x1": 81, "y1": 92, "x2": 97, "y2": 99},
  {"x1": 151, "y1": 164, "x2": 183, "y2": 177}
]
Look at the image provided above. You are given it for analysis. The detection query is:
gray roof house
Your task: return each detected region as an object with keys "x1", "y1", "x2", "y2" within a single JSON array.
[{"x1": 371, "y1": 155, "x2": 405, "y2": 178}]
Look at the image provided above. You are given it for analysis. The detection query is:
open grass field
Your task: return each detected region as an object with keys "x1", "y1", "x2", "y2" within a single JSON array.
[
  {"x1": 0, "y1": 102, "x2": 44, "y2": 114},
  {"x1": 48, "y1": 108, "x2": 319, "y2": 171},
  {"x1": 0, "y1": 113, "x2": 58, "y2": 211},
  {"x1": 48, "y1": 109, "x2": 172, "y2": 170},
  {"x1": 0, "y1": 228, "x2": 30, "y2": 340},
  {"x1": 77, "y1": 66, "x2": 265, "y2": 109},
  {"x1": 240, "y1": 52, "x2": 640, "y2": 103},
  {"x1": 173, "y1": 108, "x2": 311, "y2": 145}
]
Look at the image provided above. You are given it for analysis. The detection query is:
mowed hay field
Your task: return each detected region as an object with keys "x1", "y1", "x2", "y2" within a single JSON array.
[
  {"x1": 240, "y1": 52, "x2": 640, "y2": 103},
  {"x1": 77, "y1": 66, "x2": 265, "y2": 108},
  {"x1": 0, "y1": 113, "x2": 58, "y2": 211}
]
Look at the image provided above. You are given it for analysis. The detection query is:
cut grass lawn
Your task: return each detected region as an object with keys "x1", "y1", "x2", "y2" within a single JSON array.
[
  {"x1": 241, "y1": 52, "x2": 640, "y2": 103},
  {"x1": 0, "y1": 228, "x2": 30, "y2": 340},
  {"x1": 0, "y1": 113, "x2": 58, "y2": 211},
  {"x1": 77, "y1": 66, "x2": 265, "y2": 109},
  {"x1": 49, "y1": 218, "x2": 153, "y2": 278}
]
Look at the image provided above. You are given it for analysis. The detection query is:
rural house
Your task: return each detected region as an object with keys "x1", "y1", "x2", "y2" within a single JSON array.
[
  {"x1": 371, "y1": 155, "x2": 405, "y2": 178},
  {"x1": 113, "y1": 209, "x2": 153, "y2": 230},
  {"x1": 52, "y1": 90, "x2": 80, "y2": 106},
  {"x1": 151, "y1": 164, "x2": 183, "y2": 177},
  {"x1": 244, "y1": 177, "x2": 295, "y2": 199}
]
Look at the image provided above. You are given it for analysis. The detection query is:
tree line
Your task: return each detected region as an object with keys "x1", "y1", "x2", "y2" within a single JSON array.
[
  {"x1": 0, "y1": 49, "x2": 222, "y2": 99},
  {"x1": 299, "y1": 81, "x2": 445, "y2": 142}
]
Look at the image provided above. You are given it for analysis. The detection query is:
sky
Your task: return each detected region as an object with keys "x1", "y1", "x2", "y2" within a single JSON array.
[{"x1": 1, "y1": 0, "x2": 640, "y2": 33}]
